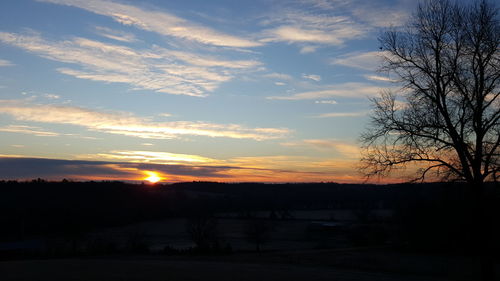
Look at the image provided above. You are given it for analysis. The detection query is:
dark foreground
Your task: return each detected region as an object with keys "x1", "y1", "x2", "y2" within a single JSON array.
[
  {"x1": 0, "y1": 258, "x2": 448, "y2": 281},
  {"x1": 1, "y1": 248, "x2": 495, "y2": 281},
  {"x1": 1, "y1": 181, "x2": 498, "y2": 280}
]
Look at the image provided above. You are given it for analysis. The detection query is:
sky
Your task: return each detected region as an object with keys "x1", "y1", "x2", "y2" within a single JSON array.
[{"x1": 0, "y1": 0, "x2": 417, "y2": 183}]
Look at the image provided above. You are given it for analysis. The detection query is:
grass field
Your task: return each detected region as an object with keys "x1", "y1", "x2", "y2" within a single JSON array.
[
  {"x1": 0, "y1": 257, "x2": 450, "y2": 281},
  {"x1": 1, "y1": 247, "x2": 493, "y2": 281}
]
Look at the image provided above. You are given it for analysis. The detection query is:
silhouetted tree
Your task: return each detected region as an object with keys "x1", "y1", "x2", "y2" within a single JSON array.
[
  {"x1": 244, "y1": 219, "x2": 271, "y2": 253},
  {"x1": 361, "y1": 1, "x2": 499, "y2": 279},
  {"x1": 186, "y1": 214, "x2": 218, "y2": 252}
]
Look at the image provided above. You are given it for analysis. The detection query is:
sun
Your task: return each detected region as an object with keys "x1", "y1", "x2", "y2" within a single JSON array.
[{"x1": 144, "y1": 171, "x2": 162, "y2": 184}]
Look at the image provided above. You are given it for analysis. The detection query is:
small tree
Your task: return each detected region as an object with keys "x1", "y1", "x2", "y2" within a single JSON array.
[
  {"x1": 186, "y1": 214, "x2": 218, "y2": 252},
  {"x1": 361, "y1": 1, "x2": 498, "y2": 280},
  {"x1": 244, "y1": 219, "x2": 271, "y2": 253}
]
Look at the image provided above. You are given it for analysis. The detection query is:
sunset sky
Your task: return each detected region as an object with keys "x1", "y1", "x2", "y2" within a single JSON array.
[{"x1": 0, "y1": 0, "x2": 417, "y2": 183}]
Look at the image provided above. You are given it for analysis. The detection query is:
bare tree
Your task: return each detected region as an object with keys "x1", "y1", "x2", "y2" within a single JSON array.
[
  {"x1": 186, "y1": 214, "x2": 218, "y2": 251},
  {"x1": 244, "y1": 219, "x2": 272, "y2": 253},
  {"x1": 361, "y1": 1, "x2": 498, "y2": 280}
]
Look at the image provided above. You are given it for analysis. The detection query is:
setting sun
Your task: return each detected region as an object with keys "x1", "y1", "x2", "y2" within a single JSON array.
[{"x1": 144, "y1": 171, "x2": 162, "y2": 183}]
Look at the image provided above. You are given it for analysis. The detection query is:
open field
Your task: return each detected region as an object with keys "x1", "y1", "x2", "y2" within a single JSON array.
[
  {"x1": 0, "y1": 256, "x2": 452, "y2": 281},
  {"x1": 1, "y1": 182, "x2": 498, "y2": 280},
  {"x1": 1, "y1": 247, "x2": 495, "y2": 281}
]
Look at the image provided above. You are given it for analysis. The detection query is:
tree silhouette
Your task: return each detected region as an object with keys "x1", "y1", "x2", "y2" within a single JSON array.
[
  {"x1": 186, "y1": 214, "x2": 218, "y2": 252},
  {"x1": 360, "y1": 1, "x2": 498, "y2": 280},
  {"x1": 244, "y1": 218, "x2": 272, "y2": 253}
]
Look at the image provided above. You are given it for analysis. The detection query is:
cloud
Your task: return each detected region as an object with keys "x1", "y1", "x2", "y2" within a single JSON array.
[
  {"x1": 94, "y1": 26, "x2": 137, "y2": 42},
  {"x1": 88, "y1": 150, "x2": 218, "y2": 165},
  {"x1": 364, "y1": 74, "x2": 397, "y2": 82},
  {"x1": 159, "y1": 49, "x2": 262, "y2": 69},
  {"x1": 38, "y1": 0, "x2": 261, "y2": 48},
  {"x1": 330, "y1": 51, "x2": 388, "y2": 71},
  {"x1": 299, "y1": 46, "x2": 317, "y2": 54},
  {"x1": 43, "y1": 93, "x2": 61, "y2": 99},
  {"x1": 94, "y1": 150, "x2": 362, "y2": 180},
  {"x1": 0, "y1": 155, "x2": 366, "y2": 183},
  {"x1": 315, "y1": 100, "x2": 337, "y2": 104},
  {"x1": 257, "y1": 0, "x2": 409, "y2": 53},
  {"x1": 302, "y1": 74, "x2": 321, "y2": 82},
  {"x1": 158, "y1": 113, "x2": 172, "y2": 118},
  {"x1": 0, "y1": 100, "x2": 290, "y2": 140},
  {"x1": 299, "y1": 0, "x2": 409, "y2": 28},
  {"x1": 261, "y1": 12, "x2": 367, "y2": 47},
  {"x1": 0, "y1": 157, "x2": 235, "y2": 181},
  {"x1": 281, "y1": 139, "x2": 360, "y2": 158},
  {"x1": 267, "y1": 82, "x2": 381, "y2": 100},
  {"x1": 263, "y1": 26, "x2": 341, "y2": 45},
  {"x1": 297, "y1": 0, "x2": 348, "y2": 10},
  {"x1": 313, "y1": 111, "x2": 368, "y2": 118},
  {"x1": 0, "y1": 125, "x2": 60, "y2": 137},
  {"x1": 0, "y1": 32, "x2": 261, "y2": 97},
  {"x1": 351, "y1": 3, "x2": 409, "y2": 28},
  {"x1": 0, "y1": 59, "x2": 13, "y2": 66},
  {"x1": 82, "y1": 150, "x2": 356, "y2": 180},
  {"x1": 264, "y1": 72, "x2": 292, "y2": 80},
  {"x1": 226, "y1": 155, "x2": 364, "y2": 182}
]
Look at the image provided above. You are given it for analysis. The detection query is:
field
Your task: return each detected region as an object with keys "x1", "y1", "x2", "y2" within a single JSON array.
[
  {"x1": 0, "y1": 249, "x2": 488, "y2": 281},
  {"x1": 1, "y1": 182, "x2": 498, "y2": 280},
  {"x1": 2, "y1": 216, "x2": 495, "y2": 281}
]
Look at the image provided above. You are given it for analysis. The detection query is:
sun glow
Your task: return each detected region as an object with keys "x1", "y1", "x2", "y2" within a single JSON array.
[{"x1": 144, "y1": 171, "x2": 162, "y2": 183}]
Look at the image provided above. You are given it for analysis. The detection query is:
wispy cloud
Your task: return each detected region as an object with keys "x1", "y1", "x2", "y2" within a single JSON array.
[
  {"x1": 267, "y1": 82, "x2": 381, "y2": 100},
  {"x1": 226, "y1": 155, "x2": 363, "y2": 182},
  {"x1": 330, "y1": 51, "x2": 388, "y2": 71},
  {"x1": 299, "y1": 46, "x2": 317, "y2": 54},
  {"x1": 0, "y1": 59, "x2": 13, "y2": 66},
  {"x1": 0, "y1": 155, "x2": 366, "y2": 183},
  {"x1": 38, "y1": 0, "x2": 261, "y2": 48},
  {"x1": 158, "y1": 113, "x2": 172, "y2": 118},
  {"x1": 264, "y1": 72, "x2": 293, "y2": 80},
  {"x1": 364, "y1": 74, "x2": 397, "y2": 83},
  {"x1": 261, "y1": 11, "x2": 366, "y2": 48},
  {"x1": 281, "y1": 138, "x2": 360, "y2": 158},
  {"x1": 0, "y1": 32, "x2": 261, "y2": 97},
  {"x1": 0, "y1": 157, "x2": 234, "y2": 181},
  {"x1": 159, "y1": 49, "x2": 261, "y2": 69},
  {"x1": 90, "y1": 150, "x2": 360, "y2": 176},
  {"x1": 11, "y1": 145, "x2": 25, "y2": 148},
  {"x1": 43, "y1": 93, "x2": 61, "y2": 99},
  {"x1": 350, "y1": 3, "x2": 409, "y2": 28},
  {"x1": 297, "y1": 0, "x2": 347, "y2": 11},
  {"x1": 87, "y1": 150, "x2": 218, "y2": 165},
  {"x1": 259, "y1": 0, "x2": 408, "y2": 52},
  {"x1": 0, "y1": 125, "x2": 60, "y2": 137},
  {"x1": 0, "y1": 100, "x2": 290, "y2": 140},
  {"x1": 302, "y1": 73, "x2": 321, "y2": 82},
  {"x1": 313, "y1": 111, "x2": 368, "y2": 118},
  {"x1": 299, "y1": 0, "x2": 409, "y2": 28},
  {"x1": 315, "y1": 100, "x2": 337, "y2": 105},
  {"x1": 94, "y1": 26, "x2": 137, "y2": 42}
]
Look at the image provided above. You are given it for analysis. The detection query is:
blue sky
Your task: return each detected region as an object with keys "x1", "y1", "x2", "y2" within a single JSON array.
[{"x1": 0, "y1": 0, "x2": 416, "y2": 182}]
